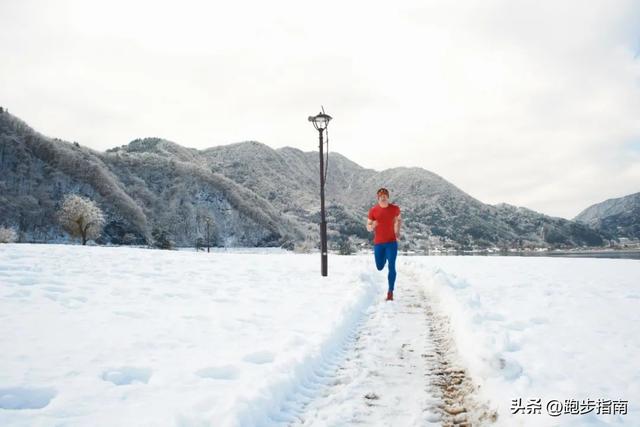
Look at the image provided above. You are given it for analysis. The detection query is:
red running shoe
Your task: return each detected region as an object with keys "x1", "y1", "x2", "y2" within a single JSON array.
[{"x1": 386, "y1": 291, "x2": 393, "y2": 301}]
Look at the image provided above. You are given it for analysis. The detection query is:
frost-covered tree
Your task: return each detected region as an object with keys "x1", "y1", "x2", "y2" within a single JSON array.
[
  {"x1": 338, "y1": 237, "x2": 354, "y2": 255},
  {"x1": 151, "y1": 227, "x2": 173, "y2": 250},
  {"x1": 0, "y1": 226, "x2": 17, "y2": 243},
  {"x1": 58, "y1": 194, "x2": 105, "y2": 245},
  {"x1": 195, "y1": 236, "x2": 204, "y2": 251}
]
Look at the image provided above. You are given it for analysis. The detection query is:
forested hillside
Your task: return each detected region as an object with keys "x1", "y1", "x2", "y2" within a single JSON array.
[{"x1": 0, "y1": 109, "x2": 607, "y2": 250}]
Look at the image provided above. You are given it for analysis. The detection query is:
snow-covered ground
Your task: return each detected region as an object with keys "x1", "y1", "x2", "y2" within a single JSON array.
[
  {"x1": 0, "y1": 244, "x2": 381, "y2": 426},
  {"x1": 405, "y1": 256, "x2": 640, "y2": 427},
  {"x1": 0, "y1": 244, "x2": 638, "y2": 426}
]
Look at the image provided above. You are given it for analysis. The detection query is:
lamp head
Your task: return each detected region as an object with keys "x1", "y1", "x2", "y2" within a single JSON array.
[{"x1": 308, "y1": 112, "x2": 332, "y2": 131}]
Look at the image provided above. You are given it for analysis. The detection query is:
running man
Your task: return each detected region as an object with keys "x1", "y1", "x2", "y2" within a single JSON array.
[{"x1": 366, "y1": 187, "x2": 401, "y2": 301}]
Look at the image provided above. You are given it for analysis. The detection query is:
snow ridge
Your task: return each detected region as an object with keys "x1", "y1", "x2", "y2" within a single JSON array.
[{"x1": 228, "y1": 272, "x2": 380, "y2": 427}]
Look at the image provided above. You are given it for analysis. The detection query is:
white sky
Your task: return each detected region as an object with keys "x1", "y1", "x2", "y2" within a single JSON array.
[{"x1": 1, "y1": 0, "x2": 639, "y2": 218}]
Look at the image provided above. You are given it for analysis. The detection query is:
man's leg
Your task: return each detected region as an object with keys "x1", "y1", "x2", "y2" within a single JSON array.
[
  {"x1": 374, "y1": 243, "x2": 387, "y2": 271},
  {"x1": 387, "y1": 241, "x2": 398, "y2": 293}
]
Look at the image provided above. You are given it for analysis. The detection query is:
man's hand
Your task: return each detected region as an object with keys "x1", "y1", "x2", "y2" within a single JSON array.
[{"x1": 366, "y1": 220, "x2": 378, "y2": 232}]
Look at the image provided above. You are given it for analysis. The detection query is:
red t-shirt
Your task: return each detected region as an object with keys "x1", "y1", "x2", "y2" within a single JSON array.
[{"x1": 368, "y1": 203, "x2": 401, "y2": 245}]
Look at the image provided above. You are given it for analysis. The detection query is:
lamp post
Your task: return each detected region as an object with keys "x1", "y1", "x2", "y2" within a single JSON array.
[{"x1": 308, "y1": 109, "x2": 332, "y2": 277}]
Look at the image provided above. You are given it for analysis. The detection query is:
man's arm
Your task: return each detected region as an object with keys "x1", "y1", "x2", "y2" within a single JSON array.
[
  {"x1": 366, "y1": 218, "x2": 377, "y2": 232},
  {"x1": 394, "y1": 213, "x2": 402, "y2": 237}
]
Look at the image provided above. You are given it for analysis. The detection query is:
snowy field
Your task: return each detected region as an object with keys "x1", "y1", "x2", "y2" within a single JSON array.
[
  {"x1": 0, "y1": 244, "x2": 638, "y2": 426},
  {"x1": 407, "y1": 256, "x2": 640, "y2": 426}
]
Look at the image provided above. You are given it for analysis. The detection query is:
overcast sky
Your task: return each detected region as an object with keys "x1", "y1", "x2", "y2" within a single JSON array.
[{"x1": 1, "y1": 0, "x2": 639, "y2": 218}]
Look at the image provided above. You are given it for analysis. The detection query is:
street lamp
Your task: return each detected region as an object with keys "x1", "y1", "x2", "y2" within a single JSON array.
[{"x1": 308, "y1": 108, "x2": 332, "y2": 277}]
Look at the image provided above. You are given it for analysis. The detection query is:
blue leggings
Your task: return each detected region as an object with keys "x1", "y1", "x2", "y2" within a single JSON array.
[{"x1": 374, "y1": 241, "x2": 398, "y2": 292}]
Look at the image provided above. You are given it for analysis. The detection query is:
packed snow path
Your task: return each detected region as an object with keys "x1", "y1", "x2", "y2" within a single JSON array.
[
  {"x1": 294, "y1": 265, "x2": 494, "y2": 427},
  {"x1": 294, "y1": 274, "x2": 438, "y2": 426}
]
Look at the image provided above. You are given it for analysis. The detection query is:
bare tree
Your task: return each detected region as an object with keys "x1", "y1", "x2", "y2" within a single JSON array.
[
  {"x1": 0, "y1": 226, "x2": 17, "y2": 243},
  {"x1": 58, "y1": 194, "x2": 105, "y2": 245}
]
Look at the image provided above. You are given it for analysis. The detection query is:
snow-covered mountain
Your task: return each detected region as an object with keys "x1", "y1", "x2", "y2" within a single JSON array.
[
  {"x1": 0, "y1": 109, "x2": 606, "y2": 249},
  {"x1": 0, "y1": 113, "x2": 299, "y2": 247},
  {"x1": 574, "y1": 192, "x2": 640, "y2": 239}
]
